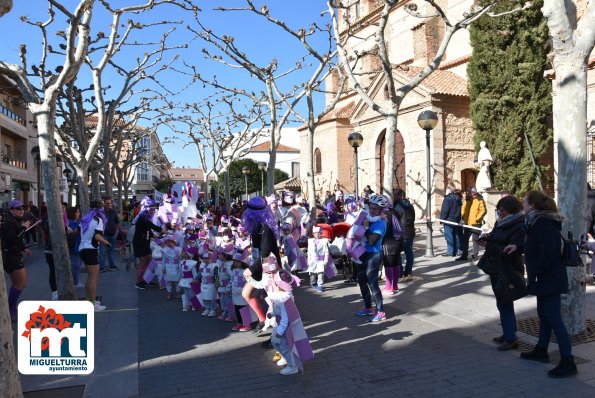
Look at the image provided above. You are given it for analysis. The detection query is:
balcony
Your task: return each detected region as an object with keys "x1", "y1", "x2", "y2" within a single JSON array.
[
  {"x1": 1, "y1": 154, "x2": 27, "y2": 169},
  {"x1": 0, "y1": 103, "x2": 26, "y2": 126}
]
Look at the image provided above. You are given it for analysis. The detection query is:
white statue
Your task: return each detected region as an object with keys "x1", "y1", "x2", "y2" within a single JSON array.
[{"x1": 475, "y1": 141, "x2": 493, "y2": 193}]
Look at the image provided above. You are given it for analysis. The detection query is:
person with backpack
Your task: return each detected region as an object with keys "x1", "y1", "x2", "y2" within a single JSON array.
[
  {"x1": 394, "y1": 189, "x2": 416, "y2": 279},
  {"x1": 503, "y1": 190, "x2": 577, "y2": 378},
  {"x1": 355, "y1": 194, "x2": 388, "y2": 322},
  {"x1": 382, "y1": 195, "x2": 403, "y2": 295}
]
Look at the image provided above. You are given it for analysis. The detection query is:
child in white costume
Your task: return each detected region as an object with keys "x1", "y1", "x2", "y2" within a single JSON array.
[
  {"x1": 216, "y1": 242, "x2": 235, "y2": 321},
  {"x1": 179, "y1": 251, "x2": 199, "y2": 312},
  {"x1": 199, "y1": 250, "x2": 218, "y2": 316},
  {"x1": 281, "y1": 222, "x2": 307, "y2": 272},
  {"x1": 307, "y1": 226, "x2": 330, "y2": 293},
  {"x1": 161, "y1": 235, "x2": 182, "y2": 300},
  {"x1": 151, "y1": 238, "x2": 165, "y2": 289},
  {"x1": 247, "y1": 254, "x2": 310, "y2": 376},
  {"x1": 230, "y1": 248, "x2": 251, "y2": 332}
]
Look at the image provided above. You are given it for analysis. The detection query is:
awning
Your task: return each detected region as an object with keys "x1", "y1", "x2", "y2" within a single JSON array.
[{"x1": 274, "y1": 177, "x2": 302, "y2": 192}]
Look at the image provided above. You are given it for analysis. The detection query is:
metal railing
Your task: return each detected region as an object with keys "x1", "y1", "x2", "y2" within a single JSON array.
[
  {"x1": 1, "y1": 155, "x2": 27, "y2": 169},
  {"x1": 0, "y1": 102, "x2": 26, "y2": 126}
]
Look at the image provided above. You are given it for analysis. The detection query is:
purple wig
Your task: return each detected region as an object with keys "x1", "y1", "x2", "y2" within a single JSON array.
[
  {"x1": 242, "y1": 197, "x2": 279, "y2": 239},
  {"x1": 81, "y1": 209, "x2": 107, "y2": 233}
]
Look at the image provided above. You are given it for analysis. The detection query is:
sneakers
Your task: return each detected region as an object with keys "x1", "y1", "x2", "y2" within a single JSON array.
[
  {"x1": 201, "y1": 309, "x2": 210, "y2": 316},
  {"x1": 315, "y1": 285, "x2": 324, "y2": 293},
  {"x1": 225, "y1": 316, "x2": 235, "y2": 322},
  {"x1": 207, "y1": 310, "x2": 217, "y2": 317},
  {"x1": 74, "y1": 282, "x2": 85, "y2": 289},
  {"x1": 51, "y1": 291, "x2": 58, "y2": 301},
  {"x1": 182, "y1": 306, "x2": 190, "y2": 312},
  {"x1": 310, "y1": 284, "x2": 318, "y2": 289},
  {"x1": 109, "y1": 266, "x2": 120, "y2": 271},
  {"x1": 548, "y1": 356, "x2": 578, "y2": 378},
  {"x1": 355, "y1": 308, "x2": 375, "y2": 317},
  {"x1": 455, "y1": 256, "x2": 467, "y2": 261},
  {"x1": 344, "y1": 277, "x2": 357, "y2": 285},
  {"x1": 368, "y1": 311, "x2": 386, "y2": 322},
  {"x1": 100, "y1": 268, "x2": 107, "y2": 273},
  {"x1": 232, "y1": 323, "x2": 242, "y2": 331},
  {"x1": 238, "y1": 325, "x2": 252, "y2": 332},
  {"x1": 520, "y1": 345, "x2": 550, "y2": 363},
  {"x1": 94, "y1": 302, "x2": 106, "y2": 311},
  {"x1": 277, "y1": 357, "x2": 287, "y2": 367},
  {"x1": 135, "y1": 282, "x2": 147, "y2": 290},
  {"x1": 497, "y1": 340, "x2": 519, "y2": 351},
  {"x1": 493, "y1": 335, "x2": 505, "y2": 344},
  {"x1": 252, "y1": 322, "x2": 265, "y2": 334},
  {"x1": 280, "y1": 366, "x2": 298, "y2": 376},
  {"x1": 218, "y1": 314, "x2": 227, "y2": 320}
]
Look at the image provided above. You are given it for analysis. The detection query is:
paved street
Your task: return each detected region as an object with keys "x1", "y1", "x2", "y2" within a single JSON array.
[{"x1": 9, "y1": 233, "x2": 595, "y2": 397}]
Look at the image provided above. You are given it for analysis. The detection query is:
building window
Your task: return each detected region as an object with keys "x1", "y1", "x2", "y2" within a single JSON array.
[
  {"x1": 292, "y1": 162, "x2": 300, "y2": 178},
  {"x1": 137, "y1": 136, "x2": 151, "y2": 156},
  {"x1": 314, "y1": 148, "x2": 322, "y2": 174},
  {"x1": 137, "y1": 162, "x2": 150, "y2": 181}
]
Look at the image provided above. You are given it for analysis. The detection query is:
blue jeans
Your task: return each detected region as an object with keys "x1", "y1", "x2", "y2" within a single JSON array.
[
  {"x1": 402, "y1": 238, "x2": 414, "y2": 276},
  {"x1": 99, "y1": 235, "x2": 116, "y2": 270},
  {"x1": 537, "y1": 294, "x2": 572, "y2": 357},
  {"x1": 357, "y1": 251, "x2": 383, "y2": 312},
  {"x1": 70, "y1": 253, "x2": 81, "y2": 285},
  {"x1": 443, "y1": 224, "x2": 457, "y2": 256},
  {"x1": 272, "y1": 327, "x2": 294, "y2": 367},
  {"x1": 496, "y1": 301, "x2": 517, "y2": 342}
]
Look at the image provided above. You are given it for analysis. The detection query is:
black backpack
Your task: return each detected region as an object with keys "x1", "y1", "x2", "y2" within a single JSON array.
[{"x1": 560, "y1": 231, "x2": 583, "y2": 268}]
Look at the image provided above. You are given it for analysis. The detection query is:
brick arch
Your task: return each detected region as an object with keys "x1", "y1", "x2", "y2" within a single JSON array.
[{"x1": 376, "y1": 129, "x2": 406, "y2": 194}]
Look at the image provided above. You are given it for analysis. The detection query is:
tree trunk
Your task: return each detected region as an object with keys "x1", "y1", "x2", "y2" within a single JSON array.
[
  {"x1": 306, "y1": 125, "x2": 316, "y2": 230},
  {"x1": 224, "y1": 171, "x2": 230, "y2": 213},
  {"x1": 0, "y1": 249, "x2": 23, "y2": 398},
  {"x1": 34, "y1": 107, "x2": 75, "y2": 300},
  {"x1": 103, "y1": 160, "x2": 112, "y2": 199},
  {"x1": 90, "y1": 169, "x2": 101, "y2": 199},
  {"x1": 76, "y1": 167, "x2": 90, "y2": 216},
  {"x1": 382, "y1": 113, "x2": 398, "y2": 200},
  {"x1": 553, "y1": 62, "x2": 588, "y2": 335},
  {"x1": 267, "y1": 127, "x2": 279, "y2": 195}
]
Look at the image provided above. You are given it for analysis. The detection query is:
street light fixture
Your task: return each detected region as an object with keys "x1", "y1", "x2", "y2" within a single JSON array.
[
  {"x1": 257, "y1": 161, "x2": 267, "y2": 196},
  {"x1": 348, "y1": 131, "x2": 364, "y2": 200},
  {"x1": 417, "y1": 110, "x2": 439, "y2": 257},
  {"x1": 241, "y1": 166, "x2": 251, "y2": 199}
]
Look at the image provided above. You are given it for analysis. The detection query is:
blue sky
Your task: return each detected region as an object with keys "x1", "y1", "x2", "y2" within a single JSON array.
[{"x1": 0, "y1": 1, "x2": 332, "y2": 168}]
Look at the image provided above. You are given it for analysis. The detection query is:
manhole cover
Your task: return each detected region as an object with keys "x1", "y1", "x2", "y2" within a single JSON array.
[{"x1": 517, "y1": 317, "x2": 595, "y2": 346}]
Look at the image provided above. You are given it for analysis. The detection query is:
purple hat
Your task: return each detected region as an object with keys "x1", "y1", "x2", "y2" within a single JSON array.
[
  {"x1": 162, "y1": 234, "x2": 177, "y2": 243},
  {"x1": 281, "y1": 222, "x2": 292, "y2": 231},
  {"x1": 184, "y1": 233, "x2": 198, "y2": 242},
  {"x1": 204, "y1": 214, "x2": 214, "y2": 222},
  {"x1": 266, "y1": 194, "x2": 277, "y2": 205},
  {"x1": 141, "y1": 196, "x2": 157, "y2": 210},
  {"x1": 232, "y1": 248, "x2": 249, "y2": 264},
  {"x1": 197, "y1": 230, "x2": 208, "y2": 240},
  {"x1": 220, "y1": 215, "x2": 230, "y2": 225},
  {"x1": 247, "y1": 196, "x2": 266, "y2": 211},
  {"x1": 219, "y1": 242, "x2": 235, "y2": 256},
  {"x1": 9, "y1": 199, "x2": 23, "y2": 209},
  {"x1": 262, "y1": 254, "x2": 279, "y2": 273},
  {"x1": 183, "y1": 245, "x2": 198, "y2": 256}
]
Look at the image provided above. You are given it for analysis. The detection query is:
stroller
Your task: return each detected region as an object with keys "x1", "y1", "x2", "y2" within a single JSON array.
[{"x1": 330, "y1": 222, "x2": 351, "y2": 279}]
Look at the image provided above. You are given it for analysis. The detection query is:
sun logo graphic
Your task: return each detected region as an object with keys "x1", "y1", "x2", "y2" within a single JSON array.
[{"x1": 18, "y1": 301, "x2": 94, "y2": 375}]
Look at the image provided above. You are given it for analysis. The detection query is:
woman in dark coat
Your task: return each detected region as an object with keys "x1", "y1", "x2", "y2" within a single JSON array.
[
  {"x1": 504, "y1": 190, "x2": 577, "y2": 378},
  {"x1": 2, "y1": 200, "x2": 32, "y2": 321},
  {"x1": 481, "y1": 196, "x2": 525, "y2": 351},
  {"x1": 133, "y1": 197, "x2": 166, "y2": 290}
]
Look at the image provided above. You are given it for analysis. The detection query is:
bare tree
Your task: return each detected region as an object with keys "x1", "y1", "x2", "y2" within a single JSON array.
[
  {"x1": 0, "y1": 0, "x2": 95, "y2": 302},
  {"x1": 541, "y1": 0, "x2": 595, "y2": 334},
  {"x1": 328, "y1": 0, "x2": 504, "y2": 198},
  {"x1": 159, "y1": 94, "x2": 266, "y2": 207}
]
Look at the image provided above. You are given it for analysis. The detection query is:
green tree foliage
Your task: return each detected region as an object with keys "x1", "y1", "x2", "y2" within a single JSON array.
[
  {"x1": 218, "y1": 158, "x2": 289, "y2": 199},
  {"x1": 154, "y1": 176, "x2": 174, "y2": 193},
  {"x1": 468, "y1": 0, "x2": 552, "y2": 196}
]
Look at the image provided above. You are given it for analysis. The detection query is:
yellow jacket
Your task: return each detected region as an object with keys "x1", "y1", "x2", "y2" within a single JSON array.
[{"x1": 461, "y1": 196, "x2": 486, "y2": 226}]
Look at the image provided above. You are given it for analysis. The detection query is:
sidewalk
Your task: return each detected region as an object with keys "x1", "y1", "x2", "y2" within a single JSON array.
[{"x1": 9, "y1": 232, "x2": 595, "y2": 397}]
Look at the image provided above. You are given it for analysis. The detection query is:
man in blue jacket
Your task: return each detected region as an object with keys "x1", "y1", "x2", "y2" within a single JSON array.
[{"x1": 439, "y1": 187, "x2": 462, "y2": 257}]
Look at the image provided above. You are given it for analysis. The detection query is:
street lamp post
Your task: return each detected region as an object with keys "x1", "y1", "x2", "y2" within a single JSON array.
[
  {"x1": 417, "y1": 110, "x2": 439, "y2": 257},
  {"x1": 348, "y1": 131, "x2": 364, "y2": 200},
  {"x1": 257, "y1": 162, "x2": 267, "y2": 196},
  {"x1": 242, "y1": 166, "x2": 250, "y2": 199}
]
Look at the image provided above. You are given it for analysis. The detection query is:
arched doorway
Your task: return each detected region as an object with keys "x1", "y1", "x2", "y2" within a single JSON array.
[
  {"x1": 377, "y1": 129, "x2": 406, "y2": 193},
  {"x1": 461, "y1": 168, "x2": 478, "y2": 192}
]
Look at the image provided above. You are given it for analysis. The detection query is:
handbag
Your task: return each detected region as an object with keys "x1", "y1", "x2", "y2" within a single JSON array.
[
  {"x1": 492, "y1": 263, "x2": 527, "y2": 304},
  {"x1": 477, "y1": 253, "x2": 499, "y2": 276}
]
